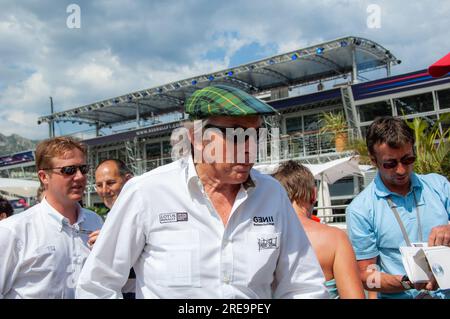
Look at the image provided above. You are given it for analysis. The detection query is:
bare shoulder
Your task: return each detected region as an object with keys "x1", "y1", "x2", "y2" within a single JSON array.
[{"x1": 307, "y1": 222, "x2": 346, "y2": 245}]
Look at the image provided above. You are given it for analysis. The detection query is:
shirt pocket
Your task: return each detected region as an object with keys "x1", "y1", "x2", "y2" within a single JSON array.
[
  {"x1": 148, "y1": 230, "x2": 201, "y2": 287},
  {"x1": 245, "y1": 232, "x2": 281, "y2": 285},
  {"x1": 26, "y1": 245, "x2": 58, "y2": 273}
]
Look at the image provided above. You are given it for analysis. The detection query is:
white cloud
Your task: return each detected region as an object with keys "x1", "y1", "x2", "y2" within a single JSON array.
[{"x1": 0, "y1": 0, "x2": 449, "y2": 141}]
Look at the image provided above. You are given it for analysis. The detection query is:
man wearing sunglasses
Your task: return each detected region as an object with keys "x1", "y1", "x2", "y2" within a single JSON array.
[
  {"x1": 346, "y1": 116, "x2": 450, "y2": 299},
  {"x1": 0, "y1": 137, "x2": 103, "y2": 298},
  {"x1": 77, "y1": 85, "x2": 328, "y2": 299}
]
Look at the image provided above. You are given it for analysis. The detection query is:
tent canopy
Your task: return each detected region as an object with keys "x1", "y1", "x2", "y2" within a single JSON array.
[
  {"x1": 254, "y1": 156, "x2": 363, "y2": 183},
  {"x1": 0, "y1": 178, "x2": 40, "y2": 198}
]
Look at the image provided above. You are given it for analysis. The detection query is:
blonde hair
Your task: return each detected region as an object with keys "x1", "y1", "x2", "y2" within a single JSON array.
[
  {"x1": 35, "y1": 136, "x2": 87, "y2": 171},
  {"x1": 272, "y1": 160, "x2": 316, "y2": 204}
]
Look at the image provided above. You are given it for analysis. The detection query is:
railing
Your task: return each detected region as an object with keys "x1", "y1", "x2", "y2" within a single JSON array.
[
  {"x1": 278, "y1": 128, "x2": 358, "y2": 161},
  {"x1": 315, "y1": 205, "x2": 348, "y2": 225}
]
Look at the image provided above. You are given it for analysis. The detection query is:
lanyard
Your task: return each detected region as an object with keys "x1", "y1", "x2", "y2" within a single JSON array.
[{"x1": 386, "y1": 192, "x2": 423, "y2": 247}]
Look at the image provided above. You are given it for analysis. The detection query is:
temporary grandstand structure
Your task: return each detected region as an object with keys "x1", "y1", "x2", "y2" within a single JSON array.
[
  {"x1": 38, "y1": 36, "x2": 399, "y2": 134},
  {"x1": 35, "y1": 36, "x2": 401, "y2": 208}
]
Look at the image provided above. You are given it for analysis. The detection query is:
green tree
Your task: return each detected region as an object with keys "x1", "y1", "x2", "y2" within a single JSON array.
[{"x1": 405, "y1": 116, "x2": 450, "y2": 179}]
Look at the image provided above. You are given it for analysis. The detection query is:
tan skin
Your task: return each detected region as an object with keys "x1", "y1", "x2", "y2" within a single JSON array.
[
  {"x1": 292, "y1": 194, "x2": 365, "y2": 299},
  {"x1": 0, "y1": 212, "x2": 8, "y2": 220},
  {"x1": 38, "y1": 148, "x2": 88, "y2": 225},
  {"x1": 358, "y1": 142, "x2": 450, "y2": 293},
  {"x1": 88, "y1": 160, "x2": 133, "y2": 246},
  {"x1": 191, "y1": 115, "x2": 261, "y2": 225}
]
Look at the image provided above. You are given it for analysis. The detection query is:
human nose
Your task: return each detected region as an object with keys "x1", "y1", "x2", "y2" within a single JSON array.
[
  {"x1": 395, "y1": 162, "x2": 408, "y2": 174},
  {"x1": 73, "y1": 167, "x2": 86, "y2": 180}
]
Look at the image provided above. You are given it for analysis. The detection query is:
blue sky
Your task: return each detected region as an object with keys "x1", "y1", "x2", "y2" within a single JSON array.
[{"x1": 0, "y1": 0, "x2": 449, "y2": 140}]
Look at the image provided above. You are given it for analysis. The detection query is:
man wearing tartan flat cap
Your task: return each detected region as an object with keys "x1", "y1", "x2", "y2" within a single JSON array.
[{"x1": 77, "y1": 84, "x2": 329, "y2": 299}]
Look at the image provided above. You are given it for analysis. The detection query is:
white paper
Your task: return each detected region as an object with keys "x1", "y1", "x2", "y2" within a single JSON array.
[
  {"x1": 400, "y1": 246, "x2": 433, "y2": 283},
  {"x1": 423, "y1": 246, "x2": 450, "y2": 290}
]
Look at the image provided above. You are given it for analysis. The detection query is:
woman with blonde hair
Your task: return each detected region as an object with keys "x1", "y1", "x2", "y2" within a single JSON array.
[{"x1": 273, "y1": 160, "x2": 365, "y2": 299}]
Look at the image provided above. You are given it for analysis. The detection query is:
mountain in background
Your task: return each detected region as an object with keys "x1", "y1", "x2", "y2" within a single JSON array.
[{"x1": 0, "y1": 133, "x2": 40, "y2": 156}]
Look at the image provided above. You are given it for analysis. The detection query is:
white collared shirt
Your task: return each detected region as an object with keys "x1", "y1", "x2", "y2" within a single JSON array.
[
  {"x1": 76, "y1": 156, "x2": 328, "y2": 299},
  {"x1": 0, "y1": 198, "x2": 103, "y2": 299}
]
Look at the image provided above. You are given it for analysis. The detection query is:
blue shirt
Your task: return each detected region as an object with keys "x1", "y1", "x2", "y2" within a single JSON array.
[{"x1": 346, "y1": 172, "x2": 450, "y2": 299}]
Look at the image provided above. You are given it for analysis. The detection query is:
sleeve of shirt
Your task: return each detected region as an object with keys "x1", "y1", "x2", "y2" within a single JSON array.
[
  {"x1": 0, "y1": 227, "x2": 20, "y2": 299},
  {"x1": 272, "y1": 190, "x2": 329, "y2": 299},
  {"x1": 437, "y1": 174, "x2": 450, "y2": 218},
  {"x1": 346, "y1": 206, "x2": 379, "y2": 260},
  {"x1": 76, "y1": 182, "x2": 147, "y2": 299}
]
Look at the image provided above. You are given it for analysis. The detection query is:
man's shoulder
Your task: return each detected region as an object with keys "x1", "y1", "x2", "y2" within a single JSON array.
[
  {"x1": 0, "y1": 205, "x2": 39, "y2": 234},
  {"x1": 347, "y1": 180, "x2": 377, "y2": 213},
  {"x1": 417, "y1": 173, "x2": 449, "y2": 190},
  {"x1": 80, "y1": 208, "x2": 103, "y2": 225},
  {"x1": 139, "y1": 159, "x2": 183, "y2": 180}
]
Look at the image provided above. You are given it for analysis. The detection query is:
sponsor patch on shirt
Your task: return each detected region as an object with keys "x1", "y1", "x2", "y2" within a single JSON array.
[
  {"x1": 252, "y1": 215, "x2": 275, "y2": 226},
  {"x1": 159, "y1": 212, "x2": 189, "y2": 224},
  {"x1": 257, "y1": 236, "x2": 278, "y2": 251}
]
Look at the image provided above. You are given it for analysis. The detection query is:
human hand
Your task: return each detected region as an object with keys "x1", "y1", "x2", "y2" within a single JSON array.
[
  {"x1": 87, "y1": 230, "x2": 100, "y2": 248},
  {"x1": 413, "y1": 276, "x2": 438, "y2": 291},
  {"x1": 428, "y1": 224, "x2": 450, "y2": 247}
]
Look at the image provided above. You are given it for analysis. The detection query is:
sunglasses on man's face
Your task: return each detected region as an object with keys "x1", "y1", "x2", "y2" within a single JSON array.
[
  {"x1": 41, "y1": 164, "x2": 89, "y2": 176},
  {"x1": 203, "y1": 124, "x2": 261, "y2": 144},
  {"x1": 380, "y1": 155, "x2": 416, "y2": 169}
]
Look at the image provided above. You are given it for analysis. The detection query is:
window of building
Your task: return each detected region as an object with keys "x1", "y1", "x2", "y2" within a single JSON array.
[
  {"x1": 285, "y1": 116, "x2": 302, "y2": 134},
  {"x1": 437, "y1": 88, "x2": 450, "y2": 110},
  {"x1": 145, "y1": 142, "x2": 161, "y2": 160},
  {"x1": 303, "y1": 113, "x2": 321, "y2": 133},
  {"x1": 394, "y1": 92, "x2": 434, "y2": 115},
  {"x1": 358, "y1": 100, "x2": 392, "y2": 122}
]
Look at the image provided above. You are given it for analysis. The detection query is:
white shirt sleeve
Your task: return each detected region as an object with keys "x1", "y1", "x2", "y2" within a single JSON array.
[
  {"x1": 272, "y1": 192, "x2": 329, "y2": 299},
  {"x1": 0, "y1": 227, "x2": 20, "y2": 299},
  {"x1": 76, "y1": 182, "x2": 147, "y2": 299}
]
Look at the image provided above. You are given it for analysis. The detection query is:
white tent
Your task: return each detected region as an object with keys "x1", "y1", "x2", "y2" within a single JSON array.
[
  {"x1": 254, "y1": 156, "x2": 368, "y2": 223},
  {"x1": 0, "y1": 178, "x2": 40, "y2": 198},
  {"x1": 254, "y1": 156, "x2": 362, "y2": 182}
]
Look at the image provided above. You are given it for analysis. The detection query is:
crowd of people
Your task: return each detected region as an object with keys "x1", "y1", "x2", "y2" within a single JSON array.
[{"x1": 0, "y1": 57, "x2": 449, "y2": 299}]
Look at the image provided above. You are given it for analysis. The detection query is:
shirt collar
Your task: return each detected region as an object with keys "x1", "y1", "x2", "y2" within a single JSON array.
[
  {"x1": 41, "y1": 197, "x2": 85, "y2": 231},
  {"x1": 184, "y1": 155, "x2": 256, "y2": 198},
  {"x1": 374, "y1": 172, "x2": 422, "y2": 198}
]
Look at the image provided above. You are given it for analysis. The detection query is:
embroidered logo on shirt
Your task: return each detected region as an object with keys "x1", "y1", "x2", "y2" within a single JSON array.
[
  {"x1": 159, "y1": 212, "x2": 189, "y2": 224},
  {"x1": 257, "y1": 236, "x2": 278, "y2": 251},
  {"x1": 253, "y1": 216, "x2": 275, "y2": 226}
]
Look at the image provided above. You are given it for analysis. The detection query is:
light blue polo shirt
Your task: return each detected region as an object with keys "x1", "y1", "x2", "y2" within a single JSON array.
[{"x1": 346, "y1": 172, "x2": 450, "y2": 299}]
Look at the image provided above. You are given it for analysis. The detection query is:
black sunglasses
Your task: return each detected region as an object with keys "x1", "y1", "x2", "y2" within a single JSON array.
[
  {"x1": 381, "y1": 155, "x2": 416, "y2": 169},
  {"x1": 41, "y1": 164, "x2": 89, "y2": 176},
  {"x1": 203, "y1": 124, "x2": 261, "y2": 144}
]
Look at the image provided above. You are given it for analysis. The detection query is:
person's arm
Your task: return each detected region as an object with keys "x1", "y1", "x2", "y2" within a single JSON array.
[
  {"x1": 0, "y1": 227, "x2": 19, "y2": 298},
  {"x1": 273, "y1": 191, "x2": 329, "y2": 299},
  {"x1": 76, "y1": 181, "x2": 147, "y2": 299},
  {"x1": 333, "y1": 230, "x2": 365, "y2": 299},
  {"x1": 357, "y1": 258, "x2": 407, "y2": 293},
  {"x1": 428, "y1": 173, "x2": 450, "y2": 247}
]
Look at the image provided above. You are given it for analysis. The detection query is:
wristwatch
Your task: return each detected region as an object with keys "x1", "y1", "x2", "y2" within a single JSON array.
[{"x1": 400, "y1": 275, "x2": 413, "y2": 290}]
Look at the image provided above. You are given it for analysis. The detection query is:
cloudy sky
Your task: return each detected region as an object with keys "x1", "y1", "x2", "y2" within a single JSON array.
[{"x1": 0, "y1": 0, "x2": 449, "y2": 140}]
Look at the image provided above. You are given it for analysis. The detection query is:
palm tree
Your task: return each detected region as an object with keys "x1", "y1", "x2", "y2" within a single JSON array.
[
  {"x1": 405, "y1": 116, "x2": 450, "y2": 179},
  {"x1": 319, "y1": 111, "x2": 348, "y2": 152}
]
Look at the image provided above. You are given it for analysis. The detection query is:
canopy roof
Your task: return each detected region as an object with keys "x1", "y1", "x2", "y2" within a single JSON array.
[
  {"x1": 0, "y1": 178, "x2": 40, "y2": 198},
  {"x1": 38, "y1": 36, "x2": 398, "y2": 128}
]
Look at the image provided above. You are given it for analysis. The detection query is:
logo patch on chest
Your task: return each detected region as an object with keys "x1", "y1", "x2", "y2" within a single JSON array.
[
  {"x1": 159, "y1": 212, "x2": 189, "y2": 224},
  {"x1": 253, "y1": 216, "x2": 275, "y2": 226},
  {"x1": 257, "y1": 236, "x2": 278, "y2": 251}
]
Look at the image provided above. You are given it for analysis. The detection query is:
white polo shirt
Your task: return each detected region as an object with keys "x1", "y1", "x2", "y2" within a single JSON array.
[
  {"x1": 76, "y1": 156, "x2": 328, "y2": 299},
  {"x1": 0, "y1": 198, "x2": 103, "y2": 299}
]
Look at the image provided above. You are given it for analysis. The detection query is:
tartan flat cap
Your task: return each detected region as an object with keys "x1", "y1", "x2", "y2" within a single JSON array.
[{"x1": 185, "y1": 85, "x2": 279, "y2": 119}]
